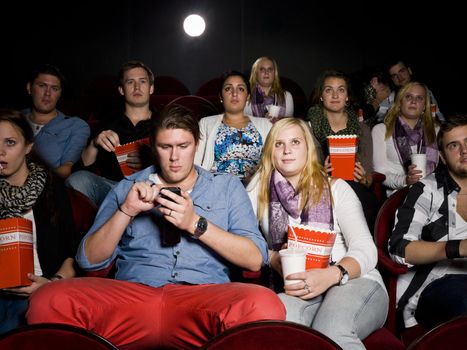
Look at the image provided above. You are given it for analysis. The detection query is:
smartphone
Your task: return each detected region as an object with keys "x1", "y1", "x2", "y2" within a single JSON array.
[
  {"x1": 159, "y1": 187, "x2": 181, "y2": 202},
  {"x1": 159, "y1": 187, "x2": 182, "y2": 246}
]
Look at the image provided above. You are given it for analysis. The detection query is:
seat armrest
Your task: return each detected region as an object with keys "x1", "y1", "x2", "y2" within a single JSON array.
[
  {"x1": 371, "y1": 172, "x2": 387, "y2": 204},
  {"x1": 84, "y1": 260, "x2": 116, "y2": 278},
  {"x1": 378, "y1": 253, "x2": 408, "y2": 275}
]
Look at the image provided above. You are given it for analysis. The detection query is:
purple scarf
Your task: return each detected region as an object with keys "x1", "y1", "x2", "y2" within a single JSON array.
[
  {"x1": 269, "y1": 170, "x2": 333, "y2": 251},
  {"x1": 251, "y1": 86, "x2": 286, "y2": 118},
  {"x1": 393, "y1": 117, "x2": 438, "y2": 174}
]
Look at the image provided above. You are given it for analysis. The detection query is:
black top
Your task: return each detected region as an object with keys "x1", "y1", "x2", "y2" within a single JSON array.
[
  {"x1": 74, "y1": 113, "x2": 153, "y2": 181},
  {"x1": 34, "y1": 173, "x2": 82, "y2": 278}
]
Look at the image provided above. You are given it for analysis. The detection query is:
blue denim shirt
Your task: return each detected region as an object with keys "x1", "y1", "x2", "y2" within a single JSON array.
[
  {"x1": 76, "y1": 166, "x2": 268, "y2": 287},
  {"x1": 23, "y1": 109, "x2": 90, "y2": 168}
]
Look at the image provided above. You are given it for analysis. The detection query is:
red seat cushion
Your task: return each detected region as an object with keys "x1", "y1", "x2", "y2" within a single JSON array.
[
  {"x1": 363, "y1": 327, "x2": 405, "y2": 350},
  {"x1": 0, "y1": 323, "x2": 118, "y2": 350}
]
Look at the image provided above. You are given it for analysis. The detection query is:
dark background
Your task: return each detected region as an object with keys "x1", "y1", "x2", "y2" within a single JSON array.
[{"x1": 0, "y1": 0, "x2": 464, "y2": 118}]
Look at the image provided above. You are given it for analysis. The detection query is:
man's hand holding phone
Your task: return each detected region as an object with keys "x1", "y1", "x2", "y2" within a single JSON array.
[{"x1": 158, "y1": 187, "x2": 183, "y2": 246}]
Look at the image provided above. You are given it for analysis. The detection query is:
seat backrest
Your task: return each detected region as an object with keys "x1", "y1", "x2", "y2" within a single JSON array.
[
  {"x1": 371, "y1": 172, "x2": 387, "y2": 205},
  {"x1": 79, "y1": 75, "x2": 122, "y2": 125},
  {"x1": 195, "y1": 77, "x2": 224, "y2": 113},
  {"x1": 200, "y1": 320, "x2": 343, "y2": 350},
  {"x1": 0, "y1": 323, "x2": 119, "y2": 350},
  {"x1": 373, "y1": 186, "x2": 410, "y2": 333},
  {"x1": 150, "y1": 76, "x2": 191, "y2": 111},
  {"x1": 65, "y1": 188, "x2": 116, "y2": 278},
  {"x1": 167, "y1": 95, "x2": 220, "y2": 121},
  {"x1": 196, "y1": 77, "x2": 222, "y2": 97},
  {"x1": 66, "y1": 187, "x2": 98, "y2": 238},
  {"x1": 154, "y1": 75, "x2": 190, "y2": 95},
  {"x1": 374, "y1": 186, "x2": 410, "y2": 255},
  {"x1": 407, "y1": 315, "x2": 467, "y2": 350},
  {"x1": 279, "y1": 76, "x2": 308, "y2": 118}
]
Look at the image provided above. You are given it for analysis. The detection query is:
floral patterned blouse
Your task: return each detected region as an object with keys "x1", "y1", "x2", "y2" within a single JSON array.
[{"x1": 212, "y1": 121, "x2": 263, "y2": 180}]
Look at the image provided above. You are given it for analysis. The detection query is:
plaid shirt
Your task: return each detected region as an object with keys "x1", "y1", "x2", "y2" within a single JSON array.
[{"x1": 389, "y1": 167, "x2": 467, "y2": 327}]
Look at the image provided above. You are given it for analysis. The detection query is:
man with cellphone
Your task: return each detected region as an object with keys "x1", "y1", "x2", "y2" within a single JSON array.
[{"x1": 27, "y1": 105, "x2": 285, "y2": 349}]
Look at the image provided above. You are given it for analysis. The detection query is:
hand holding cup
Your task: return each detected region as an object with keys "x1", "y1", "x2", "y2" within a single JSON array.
[{"x1": 279, "y1": 248, "x2": 306, "y2": 285}]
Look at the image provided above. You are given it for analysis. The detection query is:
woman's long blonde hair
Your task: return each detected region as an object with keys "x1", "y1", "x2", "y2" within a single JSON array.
[
  {"x1": 257, "y1": 118, "x2": 327, "y2": 219},
  {"x1": 384, "y1": 81, "x2": 436, "y2": 144},
  {"x1": 249, "y1": 56, "x2": 286, "y2": 104}
]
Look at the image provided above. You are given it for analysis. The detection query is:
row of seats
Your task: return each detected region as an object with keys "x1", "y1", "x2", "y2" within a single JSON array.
[
  {"x1": 0, "y1": 186, "x2": 462, "y2": 349},
  {"x1": 1, "y1": 314, "x2": 465, "y2": 350},
  {"x1": 59, "y1": 75, "x2": 310, "y2": 122}
]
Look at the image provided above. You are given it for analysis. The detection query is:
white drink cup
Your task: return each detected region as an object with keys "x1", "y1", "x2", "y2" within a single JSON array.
[
  {"x1": 279, "y1": 248, "x2": 306, "y2": 285},
  {"x1": 266, "y1": 105, "x2": 281, "y2": 118},
  {"x1": 411, "y1": 153, "x2": 427, "y2": 178}
]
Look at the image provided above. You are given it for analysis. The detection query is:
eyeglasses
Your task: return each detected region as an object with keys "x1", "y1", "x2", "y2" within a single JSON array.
[{"x1": 404, "y1": 94, "x2": 425, "y2": 103}]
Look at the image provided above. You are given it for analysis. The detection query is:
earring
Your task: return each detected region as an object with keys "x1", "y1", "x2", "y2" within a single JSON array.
[
  {"x1": 220, "y1": 98, "x2": 223, "y2": 103},
  {"x1": 320, "y1": 97, "x2": 323, "y2": 101}
]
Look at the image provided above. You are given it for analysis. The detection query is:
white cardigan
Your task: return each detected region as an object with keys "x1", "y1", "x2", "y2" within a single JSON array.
[
  {"x1": 372, "y1": 123, "x2": 407, "y2": 192},
  {"x1": 246, "y1": 174, "x2": 384, "y2": 287},
  {"x1": 194, "y1": 114, "x2": 272, "y2": 171}
]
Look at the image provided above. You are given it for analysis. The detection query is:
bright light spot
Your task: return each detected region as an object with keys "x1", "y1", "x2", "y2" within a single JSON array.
[{"x1": 183, "y1": 14, "x2": 206, "y2": 37}]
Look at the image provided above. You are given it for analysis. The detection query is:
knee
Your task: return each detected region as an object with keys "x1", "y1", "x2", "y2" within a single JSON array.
[
  {"x1": 27, "y1": 281, "x2": 76, "y2": 324},
  {"x1": 66, "y1": 170, "x2": 94, "y2": 190},
  {"x1": 234, "y1": 284, "x2": 286, "y2": 321}
]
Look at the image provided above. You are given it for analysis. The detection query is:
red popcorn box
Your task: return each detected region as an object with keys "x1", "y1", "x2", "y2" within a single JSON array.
[
  {"x1": 327, "y1": 135, "x2": 358, "y2": 180},
  {"x1": 287, "y1": 224, "x2": 337, "y2": 269},
  {"x1": 114, "y1": 138, "x2": 150, "y2": 176},
  {"x1": 0, "y1": 218, "x2": 33, "y2": 289}
]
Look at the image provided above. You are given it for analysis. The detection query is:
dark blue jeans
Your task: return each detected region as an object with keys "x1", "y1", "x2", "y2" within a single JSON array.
[
  {"x1": 415, "y1": 274, "x2": 467, "y2": 329},
  {"x1": 0, "y1": 293, "x2": 28, "y2": 335}
]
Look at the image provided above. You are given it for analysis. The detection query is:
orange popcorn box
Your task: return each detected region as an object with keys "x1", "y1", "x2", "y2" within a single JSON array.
[
  {"x1": 114, "y1": 138, "x2": 150, "y2": 176},
  {"x1": 0, "y1": 217, "x2": 33, "y2": 289},
  {"x1": 287, "y1": 224, "x2": 336, "y2": 269},
  {"x1": 327, "y1": 134, "x2": 358, "y2": 181}
]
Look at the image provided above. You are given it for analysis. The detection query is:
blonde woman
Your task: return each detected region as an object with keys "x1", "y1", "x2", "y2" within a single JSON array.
[
  {"x1": 372, "y1": 81, "x2": 439, "y2": 194},
  {"x1": 244, "y1": 57, "x2": 294, "y2": 121},
  {"x1": 247, "y1": 118, "x2": 387, "y2": 350}
]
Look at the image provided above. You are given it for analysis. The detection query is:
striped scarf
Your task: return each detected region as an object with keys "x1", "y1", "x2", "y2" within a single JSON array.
[{"x1": 0, "y1": 160, "x2": 47, "y2": 218}]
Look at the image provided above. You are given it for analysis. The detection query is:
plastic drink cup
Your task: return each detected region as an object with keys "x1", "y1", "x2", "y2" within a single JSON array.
[
  {"x1": 411, "y1": 153, "x2": 427, "y2": 178},
  {"x1": 266, "y1": 105, "x2": 281, "y2": 118},
  {"x1": 279, "y1": 248, "x2": 306, "y2": 285}
]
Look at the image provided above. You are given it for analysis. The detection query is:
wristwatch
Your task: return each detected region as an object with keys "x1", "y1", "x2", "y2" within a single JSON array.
[
  {"x1": 193, "y1": 216, "x2": 208, "y2": 238},
  {"x1": 336, "y1": 264, "x2": 349, "y2": 285}
]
